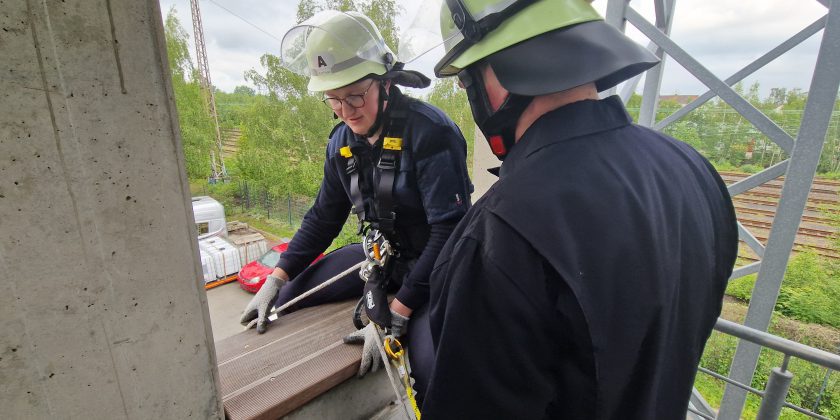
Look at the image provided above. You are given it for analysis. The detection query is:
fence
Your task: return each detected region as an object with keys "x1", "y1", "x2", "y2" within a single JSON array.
[
  {"x1": 234, "y1": 180, "x2": 315, "y2": 228},
  {"x1": 689, "y1": 319, "x2": 840, "y2": 420}
]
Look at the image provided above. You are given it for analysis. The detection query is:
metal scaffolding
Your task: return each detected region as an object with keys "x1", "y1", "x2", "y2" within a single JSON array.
[
  {"x1": 190, "y1": 0, "x2": 227, "y2": 182},
  {"x1": 604, "y1": 0, "x2": 840, "y2": 418}
]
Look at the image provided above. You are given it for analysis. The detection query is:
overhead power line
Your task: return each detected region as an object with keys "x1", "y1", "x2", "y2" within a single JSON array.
[{"x1": 205, "y1": 0, "x2": 283, "y2": 42}]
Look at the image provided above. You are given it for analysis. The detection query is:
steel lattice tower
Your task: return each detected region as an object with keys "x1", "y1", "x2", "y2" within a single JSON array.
[{"x1": 190, "y1": 0, "x2": 227, "y2": 181}]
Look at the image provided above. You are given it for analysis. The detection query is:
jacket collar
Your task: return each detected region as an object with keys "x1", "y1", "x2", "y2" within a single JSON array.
[{"x1": 498, "y1": 95, "x2": 632, "y2": 178}]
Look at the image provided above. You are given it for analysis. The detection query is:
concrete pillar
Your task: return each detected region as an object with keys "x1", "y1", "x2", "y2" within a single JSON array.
[
  {"x1": 1, "y1": 1, "x2": 222, "y2": 418},
  {"x1": 471, "y1": 127, "x2": 499, "y2": 199}
]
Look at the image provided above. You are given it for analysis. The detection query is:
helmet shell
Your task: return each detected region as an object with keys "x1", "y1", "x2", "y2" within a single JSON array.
[
  {"x1": 437, "y1": 0, "x2": 602, "y2": 76},
  {"x1": 281, "y1": 10, "x2": 395, "y2": 92},
  {"x1": 433, "y1": 0, "x2": 658, "y2": 94}
]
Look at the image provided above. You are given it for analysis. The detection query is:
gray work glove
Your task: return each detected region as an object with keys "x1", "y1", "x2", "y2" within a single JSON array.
[
  {"x1": 389, "y1": 309, "x2": 410, "y2": 338},
  {"x1": 343, "y1": 322, "x2": 383, "y2": 377},
  {"x1": 240, "y1": 275, "x2": 286, "y2": 334}
]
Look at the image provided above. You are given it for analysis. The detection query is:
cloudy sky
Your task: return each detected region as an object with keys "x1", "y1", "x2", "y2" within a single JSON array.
[{"x1": 156, "y1": 0, "x2": 829, "y2": 97}]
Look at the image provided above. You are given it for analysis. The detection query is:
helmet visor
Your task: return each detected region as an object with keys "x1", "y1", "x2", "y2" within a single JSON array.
[{"x1": 281, "y1": 10, "x2": 393, "y2": 78}]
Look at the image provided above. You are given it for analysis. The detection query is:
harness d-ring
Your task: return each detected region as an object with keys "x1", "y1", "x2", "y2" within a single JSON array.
[{"x1": 384, "y1": 336, "x2": 404, "y2": 360}]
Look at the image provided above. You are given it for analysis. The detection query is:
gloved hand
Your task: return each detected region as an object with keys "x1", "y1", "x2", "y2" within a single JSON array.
[
  {"x1": 389, "y1": 309, "x2": 410, "y2": 338},
  {"x1": 343, "y1": 322, "x2": 383, "y2": 377},
  {"x1": 240, "y1": 275, "x2": 286, "y2": 334}
]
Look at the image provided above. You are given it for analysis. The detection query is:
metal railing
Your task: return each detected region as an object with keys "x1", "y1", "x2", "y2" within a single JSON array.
[{"x1": 688, "y1": 318, "x2": 840, "y2": 420}]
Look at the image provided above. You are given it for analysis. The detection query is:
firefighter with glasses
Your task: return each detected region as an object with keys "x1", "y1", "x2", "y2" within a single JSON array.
[
  {"x1": 398, "y1": 0, "x2": 739, "y2": 417},
  {"x1": 239, "y1": 10, "x2": 473, "y2": 406}
]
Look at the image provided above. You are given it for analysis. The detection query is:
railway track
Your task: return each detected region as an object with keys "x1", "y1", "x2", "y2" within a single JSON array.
[{"x1": 721, "y1": 171, "x2": 839, "y2": 262}]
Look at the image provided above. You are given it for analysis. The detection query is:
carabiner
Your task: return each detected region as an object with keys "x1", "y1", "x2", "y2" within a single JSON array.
[{"x1": 384, "y1": 336, "x2": 404, "y2": 360}]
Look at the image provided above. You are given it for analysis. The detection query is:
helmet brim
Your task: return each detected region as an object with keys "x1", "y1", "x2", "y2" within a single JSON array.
[{"x1": 487, "y1": 20, "x2": 659, "y2": 96}]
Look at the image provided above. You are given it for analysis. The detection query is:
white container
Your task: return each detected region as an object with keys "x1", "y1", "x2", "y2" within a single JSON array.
[
  {"x1": 228, "y1": 230, "x2": 268, "y2": 265},
  {"x1": 198, "y1": 250, "x2": 217, "y2": 283},
  {"x1": 192, "y1": 196, "x2": 226, "y2": 239},
  {"x1": 199, "y1": 236, "x2": 242, "y2": 278}
]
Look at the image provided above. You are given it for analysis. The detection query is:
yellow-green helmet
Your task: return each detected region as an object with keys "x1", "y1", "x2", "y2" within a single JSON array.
[
  {"x1": 400, "y1": 0, "x2": 658, "y2": 95},
  {"x1": 281, "y1": 10, "x2": 396, "y2": 92}
]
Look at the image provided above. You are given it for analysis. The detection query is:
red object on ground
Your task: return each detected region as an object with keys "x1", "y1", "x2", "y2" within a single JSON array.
[{"x1": 237, "y1": 243, "x2": 324, "y2": 293}]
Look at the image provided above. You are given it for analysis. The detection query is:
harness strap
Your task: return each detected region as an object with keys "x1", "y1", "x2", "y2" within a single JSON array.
[
  {"x1": 344, "y1": 153, "x2": 366, "y2": 228},
  {"x1": 375, "y1": 103, "x2": 407, "y2": 234},
  {"x1": 343, "y1": 94, "x2": 410, "y2": 234}
]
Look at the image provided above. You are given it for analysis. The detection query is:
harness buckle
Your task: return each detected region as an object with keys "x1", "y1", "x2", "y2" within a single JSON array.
[
  {"x1": 345, "y1": 156, "x2": 358, "y2": 174},
  {"x1": 378, "y1": 152, "x2": 397, "y2": 170},
  {"x1": 377, "y1": 217, "x2": 395, "y2": 233}
]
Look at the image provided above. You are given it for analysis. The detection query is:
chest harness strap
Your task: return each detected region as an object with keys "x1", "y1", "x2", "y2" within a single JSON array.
[{"x1": 342, "y1": 96, "x2": 409, "y2": 235}]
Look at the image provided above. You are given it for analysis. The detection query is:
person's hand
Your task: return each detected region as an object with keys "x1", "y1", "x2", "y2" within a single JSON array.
[
  {"x1": 240, "y1": 274, "x2": 286, "y2": 334},
  {"x1": 389, "y1": 309, "x2": 410, "y2": 338},
  {"x1": 388, "y1": 298, "x2": 412, "y2": 337},
  {"x1": 343, "y1": 322, "x2": 383, "y2": 377}
]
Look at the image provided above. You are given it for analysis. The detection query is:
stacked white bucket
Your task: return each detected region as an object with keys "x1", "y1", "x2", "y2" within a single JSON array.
[
  {"x1": 192, "y1": 196, "x2": 268, "y2": 283},
  {"x1": 198, "y1": 229, "x2": 268, "y2": 283},
  {"x1": 199, "y1": 237, "x2": 242, "y2": 283}
]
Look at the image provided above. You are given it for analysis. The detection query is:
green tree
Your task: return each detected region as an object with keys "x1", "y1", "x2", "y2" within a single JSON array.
[
  {"x1": 296, "y1": 0, "x2": 320, "y2": 22},
  {"x1": 427, "y1": 78, "x2": 475, "y2": 169},
  {"x1": 233, "y1": 85, "x2": 256, "y2": 96},
  {"x1": 164, "y1": 8, "x2": 214, "y2": 180},
  {"x1": 359, "y1": 0, "x2": 400, "y2": 53}
]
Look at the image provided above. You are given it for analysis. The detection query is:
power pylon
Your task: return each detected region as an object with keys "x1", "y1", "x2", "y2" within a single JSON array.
[{"x1": 190, "y1": 0, "x2": 227, "y2": 182}]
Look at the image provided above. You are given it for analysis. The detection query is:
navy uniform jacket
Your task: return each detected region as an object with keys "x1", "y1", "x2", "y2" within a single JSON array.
[
  {"x1": 424, "y1": 97, "x2": 738, "y2": 419},
  {"x1": 277, "y1": 89, "x2": 473, "y2": 309}
]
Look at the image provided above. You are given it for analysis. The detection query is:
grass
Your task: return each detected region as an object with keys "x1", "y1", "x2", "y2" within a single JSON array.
[{"x1": 695, "y1": 299, "x2": 840, "y2": 419}]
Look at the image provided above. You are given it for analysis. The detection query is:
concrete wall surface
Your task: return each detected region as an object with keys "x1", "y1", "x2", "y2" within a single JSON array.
[
  {"x1": 471, "y1": 128, "x2": 499, "y2": 200},
  {"x1": 0, "y1": 1, "x2": 222, "y2": 418}
]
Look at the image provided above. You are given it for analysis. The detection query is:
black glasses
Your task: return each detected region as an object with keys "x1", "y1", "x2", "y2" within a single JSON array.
[{"x1": 322, "y1": 80, "x2": 376, "y2": 111}]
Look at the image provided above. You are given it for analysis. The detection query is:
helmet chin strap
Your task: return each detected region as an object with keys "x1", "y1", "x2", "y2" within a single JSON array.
[
  {"x1": 363, "y1": 82, "x2": 390, "y2": 139},
  {"x1": 459, "y1": 66, "x2": 531, "y2": 161}
]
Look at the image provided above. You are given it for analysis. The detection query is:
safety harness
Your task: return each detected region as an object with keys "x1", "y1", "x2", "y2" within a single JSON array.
[
  {"x1": 339, "y1": 91, "x2": 421, "y2": 417},
  {"x1": 341, "y1": 92, "x2": 409, "y2": 236},
  {"x1": 341, "y1": 91, "x2": 411, "y2": 328}
]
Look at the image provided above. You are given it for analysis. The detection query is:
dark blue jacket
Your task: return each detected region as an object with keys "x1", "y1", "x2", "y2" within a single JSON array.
[
  {"x1": 277, "y1": 89, "x2": 473, "y2": 309},
  {"x1": 424, "y1": 97, "x2": 738, "y2": 419}
]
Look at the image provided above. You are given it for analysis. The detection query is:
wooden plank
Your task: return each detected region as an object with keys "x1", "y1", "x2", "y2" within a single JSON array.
[{"x1": 216, "y1": 300, "x2": 362, "y2": 420}]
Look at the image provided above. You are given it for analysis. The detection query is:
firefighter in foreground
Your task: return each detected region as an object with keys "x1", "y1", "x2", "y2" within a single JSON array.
[
  {"x1": 239, "y1": 10, "x2": 472, "y2": 406},
  {"x1": 398, "y1": 0, "x2": 739, "y2": 417}
]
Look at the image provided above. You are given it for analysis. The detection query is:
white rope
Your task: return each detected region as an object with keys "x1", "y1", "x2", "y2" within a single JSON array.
[
  {"x1": 267, "y1": 259, "x2": 366, "y2": 319},
  {"x1": 254, "y1": 250, "x2": 414, "y2": 418},
  {"x1": 374, "y1": 326, "x2": 418, "y2": 420}
]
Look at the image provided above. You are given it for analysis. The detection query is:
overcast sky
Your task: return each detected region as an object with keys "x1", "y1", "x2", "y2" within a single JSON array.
[{"x1": 156, "y1": 0, "x2": 829, "y2": 97}]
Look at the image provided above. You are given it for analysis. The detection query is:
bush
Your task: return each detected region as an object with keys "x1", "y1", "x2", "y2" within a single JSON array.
[
  {"x1": 698, "y1": 306, "x2": 840, "y2": 419},
  {"x1": 725, "y1": 273, "x2": 756, "y2": 302},
  {"x1": 739, "y1": 164, "x2": 763, "y2": 174},
  {"x1": 726, "y1": 251, "x2": 840, "y2": 328}
]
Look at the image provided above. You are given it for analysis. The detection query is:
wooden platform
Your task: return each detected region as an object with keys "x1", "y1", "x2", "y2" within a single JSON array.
[{"x1": 216, "y1": 300, "x2": 364, "y2": 420}]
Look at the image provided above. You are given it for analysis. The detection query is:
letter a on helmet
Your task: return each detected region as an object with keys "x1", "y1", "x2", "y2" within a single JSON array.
[{"x1": 281, "y1": 11, "x2": 396, "y2": 92}]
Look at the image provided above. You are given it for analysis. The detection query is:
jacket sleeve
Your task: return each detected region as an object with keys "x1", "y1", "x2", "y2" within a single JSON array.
[
  {"x1": 394, "y1": 222, "x2": 455, "y2": 309},
  {"x1": 395, "y1": 122, "x2": 473, "y2": 308},
  {"x1": 412, "y1": 124, "x2": 473, "y2": 225},
  {"x1": 276, "y1": 145, "x2": 351, "y2": 280}
]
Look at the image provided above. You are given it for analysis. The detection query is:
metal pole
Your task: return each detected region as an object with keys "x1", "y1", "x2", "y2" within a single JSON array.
[
  {"x1": 719, "y1": 2, "x2": 840, "y2": 417},
  {"x1": 812, "y1": 368, "x2": 832, "y2": 412},
  {"x1": 288, "y1": 194, "x2": 293, "y2": 227},
  {"x1": 756, "y1": 365, "x2": 794, "y2": 420},
  {"x1": 638, "y1": 0, "x2": 676, "y2": 128},
  {"x1": 603, "y1": 0, "x2": 632, "y2": 97}
]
